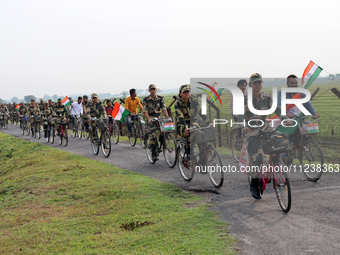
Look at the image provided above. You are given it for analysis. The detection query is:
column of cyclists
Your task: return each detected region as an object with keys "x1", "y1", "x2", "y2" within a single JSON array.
[{"x1": 5, "y1": 75, "x2": 325, "y2": 213}]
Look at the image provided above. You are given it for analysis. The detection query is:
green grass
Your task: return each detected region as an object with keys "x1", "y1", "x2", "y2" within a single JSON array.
[{"x1": 0, "y1": 133, "x2": 236, "y2": 254}]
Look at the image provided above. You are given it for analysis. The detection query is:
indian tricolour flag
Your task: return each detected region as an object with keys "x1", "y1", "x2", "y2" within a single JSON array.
[
  {"x1": 62, "y1": 96, "x2": 71, "y2": 107},
  {"x1": 15, "y1": 105, "x2": 20, "y2": 111},
  {"x1": 112, "y1": 102, "x2": 130, "y2": 123},
  {"x1": 302, "y1": 60, "x2": 323, "y2": 89},
  {"x1": 163, "y1": 122, "x2": 175, "y2": 131}
]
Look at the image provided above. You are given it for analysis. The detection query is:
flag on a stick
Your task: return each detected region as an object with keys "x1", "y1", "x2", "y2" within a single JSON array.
[
  {"x1": 302, "y1": 61, "x2": 323, "y2": 89},
  {"x1": 62, "y1": 96, "x2": 71, "y2": 107},
  {"x1": 112, "y1": 102, "x2": 130, "y2": 123}
]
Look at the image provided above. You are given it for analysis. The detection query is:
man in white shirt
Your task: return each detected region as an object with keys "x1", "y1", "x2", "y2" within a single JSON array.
[{"x1": 70, "y1": 96, "x2": 83, "y2": 130}]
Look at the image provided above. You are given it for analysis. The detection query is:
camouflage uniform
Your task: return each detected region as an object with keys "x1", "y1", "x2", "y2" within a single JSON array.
[
  {"x1": 54, "y1": 101, "x2": 68, "y2": 132},
  {"x1": 28, "y1": 104, "x2": 41, "y2": 133},
  {"x1": 86, "y1": 95, "x2": 107, "y2": 135},
  {"x1": 238, "y1": 92, "x2": 280, "y2": 178},
  {"x1": 0, "y1": 105, "x2": 9, "y2": 124},
  {"x1": 42, "y1": 105, "x2": 54, "y2": 136},
  {"x1": 142, "y1": 93, "x2": 167, "y2": 148}
]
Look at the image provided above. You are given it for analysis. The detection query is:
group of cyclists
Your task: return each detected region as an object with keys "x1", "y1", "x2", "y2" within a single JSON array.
[{"x1": 2, "y1": 73, "x2": 321, "y2": 205}]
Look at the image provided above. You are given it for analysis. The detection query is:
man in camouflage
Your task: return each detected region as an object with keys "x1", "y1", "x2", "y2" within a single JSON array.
[
  {"x1": 39, "y1": 99, "x2": 45, "y2": 112},
  {"x1": 28, "y1": 99, "x2": 41, "y2": 136},
  {"x1": 18, "y1": 102, "x2": 28, "y2": 128},
  {"x1": 48, "y1": 99, "x2": 55, "y2": 112},
  {"x1": 143, "y1": 84, "x2": 169, "y2": 160},
  {"x1": 175, "y1": 84, "x2": 210, "y2": 156},
  {"x1": 42, "y1": 101, "x2": 55, "y2": 138},
  {"x1": 54, "y1": 98, "x2": 68, "y2": 135},
  {"x1": 86, "y1": 93, "x2": 107, "y2": 138},
  {"x1": 238, "y1": 73, "x2": 281, "y2": 199},
  {"x1": 0, "y1": 104, "x2": 9, "y2": 126}
]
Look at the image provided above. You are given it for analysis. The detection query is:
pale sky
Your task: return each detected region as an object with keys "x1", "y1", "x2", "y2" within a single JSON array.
[{"x1": 1, "y1": 0, "x2": 340, "y2": 100}]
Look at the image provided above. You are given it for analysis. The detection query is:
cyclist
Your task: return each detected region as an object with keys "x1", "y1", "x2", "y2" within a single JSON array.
[
  {"x1": 39, "y1": 99, "x2": 45, "y2": 112},
  {"x1": 54, "y1": 98, "x2": 68, "y2": 136},
  {"x1": 18, "y1": 102, "x2": 28, "y2": 127},
  {"x1": 42, "y1": 101, "x2": 54, "y2": 138},
  {"x1": 238, "y1": 73, "x2": 282, "y2": 200},
  {"x1": 230, "y1": 79, "x2": 247, "y2": 121},
  {"x1": 48, "y1": 99, "x2": 55, "y2": 112},
  {"x1": 175, "y1": 84, "x2": 211, "y2": 159},
  {"x1": 0, "y1": 104, "x2": 9, "y2": 124},
  {"x1": 82, "y1": 95, "x2": 90, "y2": 131},
  {"x1": 125, "y1": 88, "x2": 143, "y2": 137},
  {"x1": 105, "y1": 99, "x2": 114, "y2": 123},
  {"x1": 28, "y1": 99, "x2": 41, "y2": 136},
  {"x1": 70, "y1": 96, "x2": 83, "y2": 131},
  {"x1": 143, "y1": 84, "x2": 170, "y2": 160},
  {"x1": 86, "y1": 93, "x2": 107, "y2": 139}
]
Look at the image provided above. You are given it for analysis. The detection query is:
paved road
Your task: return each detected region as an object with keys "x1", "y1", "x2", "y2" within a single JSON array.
[{"x1": 2, "y1": 124, "x2": 340, "y2": 254}]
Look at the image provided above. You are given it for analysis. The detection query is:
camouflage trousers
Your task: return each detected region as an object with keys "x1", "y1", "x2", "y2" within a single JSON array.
[
  {"x1": 146, "y1": 121, "x2": 164, "y2": 150},
  {"x1": 243, "y1": 129, "x2": 263, "y2": 178}
]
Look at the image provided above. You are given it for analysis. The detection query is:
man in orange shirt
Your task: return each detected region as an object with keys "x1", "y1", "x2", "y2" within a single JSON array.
[{"x1": 125, "y1": 88, "x2": 143, "y2": 136}]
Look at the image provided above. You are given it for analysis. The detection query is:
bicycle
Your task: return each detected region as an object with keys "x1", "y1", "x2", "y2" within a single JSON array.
[
  {"x1": 21, "y1": 116, "x2": 29, "y2": 135},
  {"x1": 177, "y1": 125, "x2": 224, "y2": 188},
  {"x1": 283, "y1": 115, "x2": 324, "y2": 182},
  {"x1": 79, "y1": 115, "x2": 90, "y2": 139},
  {"x1": 58, "y1": 119, "x2": 68, "y2": 146},
  {"x1": 42, "y1": 117, "x2": 55, "y2": 143},
  {"x1": 128, "y1": 113, "x2": 146, "y2": 148},
  {"x1": 89, "y1": 117, "x2": 111, "y2": 158},
  {"x1": 239, "y1": 126, "x2": 292, "y2": 213},
  {"x1": 0, "y1": 114, "x2": 8, "y2": 129},
  {"x1": 71, "y1": 115, "x2": 81, "y2": 138},
  {"x1": 144, "y1": 117, "x2": 177, "y2": 168},
  {"x1": 107, "y1": 115, "x2": 120, "y2": 144},
  {"x1": 30, "y1": 116, "x2": 41, "y2": 139},
  {"x1": 230, "y1": 125, "x2": 243, "y2": 162}
]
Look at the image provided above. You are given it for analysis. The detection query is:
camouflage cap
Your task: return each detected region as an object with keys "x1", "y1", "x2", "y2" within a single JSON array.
[
  {"x1": 40, "y1": 98, "x2": 44, "y2": 101},
  {"x1": 249, "y1": 73, "x2": 263, "y2": 84},
  {"x1": 31, "y1": 98, "x2": 36, "y2": 102},
  {"x1": 48, "y1": 99, "x2": 52, "y2": 102},
  {"x1": 92, "y1": 93, "x2": 98, "y2": 98},
  {"x1": 149, "y1": 84, "x2": 156, "y2": 90},
  {"x1": 83, "y1": 95, "x2": 88, "y2": 99},
  {"x1": 179, "y1": 84, "x2": 190, "y2": 93},
  {"x1": 44, "y1": 101, "x2": 48, "y2": 104},
  {"x1": 57, "y1": 98, "x2": 62, "y2": 103}
]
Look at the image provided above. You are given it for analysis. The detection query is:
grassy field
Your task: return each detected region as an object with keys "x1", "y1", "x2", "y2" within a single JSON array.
[{"x1": 0, "y1": 133, "x2": 236, "y2": 254}]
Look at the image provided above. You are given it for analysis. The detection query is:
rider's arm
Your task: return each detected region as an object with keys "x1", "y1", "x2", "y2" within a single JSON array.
[
  {"x1": 137, "y1": 98, "x2": 143, "y2": 112},
  {"x1": 160, "y1": 97, "x2": 168, "y2": 118},
  {"x1": 124, "y1": 97, "x2": 129, "y2": 112},
  {"x1": 174, "y1": 101, "x2": 188, "y2": 129}
]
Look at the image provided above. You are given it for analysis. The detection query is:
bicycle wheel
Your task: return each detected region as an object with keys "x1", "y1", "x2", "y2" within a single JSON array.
[
  {"x1": 145, "y1": 133, "x2": 156, "y2": 164},
  {"x1": 83, "y1": 123, "x2": 90, "y2": 140},
  {"x1": 91, "y1": 129, "x2": 100, "y2": 155},
  {"x1": 177, "y1": 145, "x2": 194, "y2": 181},
  {"x1": 129, "y1": 124, "x2": 137, "y2": 146},
  {"x1": 72, "y1": 126, "x2": 77, "y2": 138},
  {"x1": 4, "y1": 119, "x2": 8, "y2": 129},
  {"x1": 206, "y1": 145, "x2": 224, "y2": 188},
  {"x1": 50, "y1": 125, "x2": 55, "y2": 144},
  {"x1": 299, "y1": 139, "x2": 324, "y2": 182},
  {"x1": 37, "y1": 123, "x2": 41, "y2": 139},
  {"x1": 59, "y1": 128, "x2": 63, "y2": 145},
  {"x1": 139, "y1": 122, "x2": 146, "y2": 148},
  {"x1": 22, "y1": 122, "x2": 26, "y2": 135},
  {"x1": 45, "y1": 127, "x2": 49, "y2": 143},
  {"x1": 25, "y1": 122, "x2": 30, "y2": 136},
  {"x1": 78, "y1": 121, "x2": 83, "y2": 139},
  {"x1": 163, "y1": 133, "x2": 177, "y2": 168},
  {"x1": 112, "y1": 121, "x2": 120, "y2": 144},
  {"x1": 63, "y1": 126, "x2": 68, "y2": 146},
  {"x1": 231, "y1": 128, "x2": 242, "y2": 162},
  {"x1": 273, "y1": 157, "x2": 291, "y2": 213},
  {"x1": 101, "y1": 130, "x2": 111, "y2": 158}
]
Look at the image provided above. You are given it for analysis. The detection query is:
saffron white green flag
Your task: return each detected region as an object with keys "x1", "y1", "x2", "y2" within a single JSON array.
[
  {"x1": 302, "y1": 61, "x2": 323, "y2": 89},
  {"x1": 62, "y1": 96, "x2": 71, "y2": 107},
  {"x1": 112, "y1": 102, "x2": 130, "y2": 123}
]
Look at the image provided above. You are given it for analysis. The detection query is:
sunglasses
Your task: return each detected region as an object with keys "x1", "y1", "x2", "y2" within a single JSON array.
[{"x1": 150, "y1": 88, "x2": 156, "y2": 91}]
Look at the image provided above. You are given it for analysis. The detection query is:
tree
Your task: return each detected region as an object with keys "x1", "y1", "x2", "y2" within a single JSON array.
[
  {"x1": 43, "y1": 94, "x2": 50, "y2": 101},
  {"x1": 24, "y1": 95, "x2": 36, "y2": 103},
  {"x1": 328, "y1": 74, "x2": 335, "y2": 80},
  {"x1": 0, "y1": 98, "x2": 3, "y2": 103},
  {"x1": 52, "y1": 94, "x2": 58, "y2": 102},
  {"x1": 121, "y1": 91, "x2": 128, "y2": 98},
  {"x1": 11, "y1": 97, "x2": 19, "y2": 103}
]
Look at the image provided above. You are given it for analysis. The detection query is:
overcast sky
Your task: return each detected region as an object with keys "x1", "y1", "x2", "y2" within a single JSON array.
[{"x1": 1, "y1": 0, "x2": 339, "y2": 100}]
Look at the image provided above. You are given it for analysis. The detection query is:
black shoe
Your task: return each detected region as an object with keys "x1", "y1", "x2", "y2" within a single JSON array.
[
  {"x1": 250, "y1": 178, "x2": 261, "y2": 200},
  {"x1": 152, "y1": 150, "x2": 158, "y2": 161}
]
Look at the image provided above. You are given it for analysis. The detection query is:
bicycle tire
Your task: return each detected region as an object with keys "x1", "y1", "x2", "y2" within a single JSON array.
[
  {"x1": 139, "y1": 122, "x2": 146, "y2": 148},
  {"x1": 50, "y1": 126, "x2": 55, "y2": 144},
  {"x1": 101, "y1": 130, "x2": 111, "y2": 158},
  {"x1": 207, "y1": 145, "x2": 224, "y2": 188},
  {"x1": 22, "y1": 122, "x2": 26, "y2": 135},
  {"x1": 91, "y1": 129, "x2": 100, "y2": 155},
  {"x1": 129, "y1": 124, "x2": 137, "y2": 147},
  {"x1": 273, "y1": 157, "x2": 291, "y2": 213},
  {"x1": 78, "y1": 121, "x2": 83, "y2": 139},
  {"x1": 299, "y1": 139, "x2": 324, "y2": 182},
  {"x1": 63, "y1": 126, "x2": 68, "y2": 146},
  {"x1": 163, "y1": 133, "x2": 177, "y2": 168},
  {"x1": 231, "y1": 128, "x2": 242, "y2": 163},
  {"x1": 26, "y1": 122, "x2": 30, "y2": 136},
  {"x1": 145, "y1": 133, "x2": 156, "y2": 164},
  {"x1": 37, "y1": 123, "x2": 41, "y2": 139},
  {"x1": 112, "y1": 121, "x2": 119, "y2": 144},
  {"x1": 177, "y1": 145, "x2": 194, "y2": 181}
]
